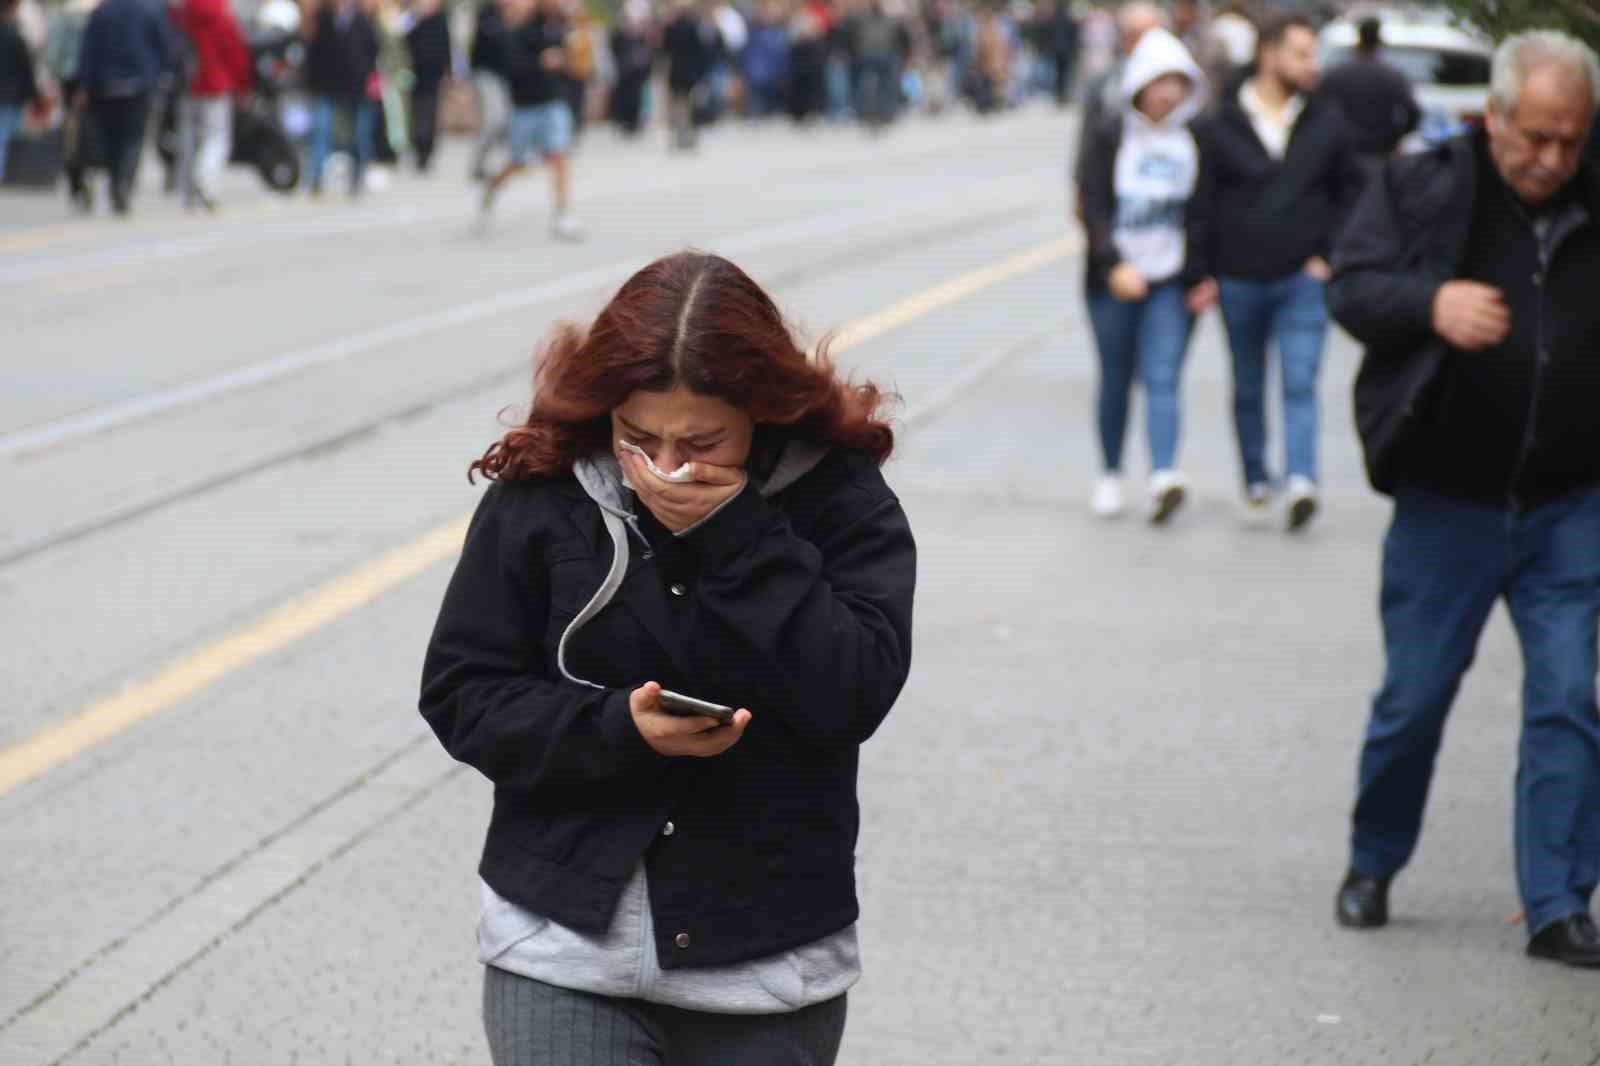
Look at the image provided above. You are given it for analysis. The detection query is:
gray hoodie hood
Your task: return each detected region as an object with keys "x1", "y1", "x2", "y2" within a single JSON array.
[
  {"x1": 1120, "y1": 28, "x2": 1207, "y2": 128},
  {"x1": 1111, "y1": 28, "x2": 1206, "y2": 285},
  {"x1": 559, "y1": 438, "x2": 830, "y2": 689}
]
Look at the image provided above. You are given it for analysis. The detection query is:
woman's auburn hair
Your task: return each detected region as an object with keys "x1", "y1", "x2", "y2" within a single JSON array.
[{"x1": 469, "y1": 251, "x2": 897, "y2": 482}]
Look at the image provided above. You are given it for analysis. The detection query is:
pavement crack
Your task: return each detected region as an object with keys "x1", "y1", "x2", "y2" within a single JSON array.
[{"x1": 0, "y1": 731, "x2": 441, "y2": 1044}]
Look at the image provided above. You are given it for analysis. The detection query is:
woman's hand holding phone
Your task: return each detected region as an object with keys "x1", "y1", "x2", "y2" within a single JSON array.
[
  {"x1": 629, "y1": 682, "x2": 752, "y2": 757},
  {"x1": 617, "y1": 448, "x2": 746, "y2": 533}
]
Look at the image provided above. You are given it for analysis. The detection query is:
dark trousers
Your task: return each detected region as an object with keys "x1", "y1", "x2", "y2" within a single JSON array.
[
  {"x1": 611, "y1": 73, "x2": 647, "y2": 134},
  {"x1": 1049, "y1": 53, "x2": 1075, "y2": 105},
  {"x1": 91, "y1": 92, "x2": 153, "y2": 210},
  {"x1": 409, "y1": 85, "x2": 440, "y2": 170},
  {"x1": 482, "y1": 966, "x2": 848, "y2": 1066},
  {"x1": 1350, "y1": 483, "x2": 1600, "y2": 934},
  {"x1": 59, "y1": 78, "x2": 89, "y2": 199}
]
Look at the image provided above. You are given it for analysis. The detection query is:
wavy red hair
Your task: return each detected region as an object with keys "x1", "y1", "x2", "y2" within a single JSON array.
[{"x1": 470, "y1": 251, "x2": 896, "y2": 482}]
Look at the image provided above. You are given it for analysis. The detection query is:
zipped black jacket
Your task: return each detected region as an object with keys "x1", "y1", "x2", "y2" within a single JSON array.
[
  {"x1": 419, "y1": 446, "x2": 916, "y2": 969},
  {"x1": 1192, "y1": 81, "x2": 1364, "y2": 280},
  {"x1": 1329, "y1": 131, "x2": 1600, "y2": 505}
]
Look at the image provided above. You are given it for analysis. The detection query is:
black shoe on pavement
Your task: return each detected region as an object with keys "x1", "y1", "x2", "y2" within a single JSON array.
[
  {"x1": 1335, "y1": 870, "x2": 1390, "y2": 929},
  {"x1": 1527, "y1": 913, "x2": 1600, "y2": 968}
]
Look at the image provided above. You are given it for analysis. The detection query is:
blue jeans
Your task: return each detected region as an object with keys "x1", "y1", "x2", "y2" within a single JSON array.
[
  {"x1": 1351, "y1": 484, "x2": 1600, "y2": 934},
  {"x1": 505, "y1": 101, "x2": 573, "y2": 164},
  {"x1": 1217, "y1": 272, "x2": 1329, "y2": 487},
  {"x1": 0, "y1": 106, "x2": 20, "y2": 182},
  {"x1": 1086, "y1": 281, "x2": 1195, "y2": 473},
  {"x1": 307, "y1": 96, "x2": 374, "y2": 193}
]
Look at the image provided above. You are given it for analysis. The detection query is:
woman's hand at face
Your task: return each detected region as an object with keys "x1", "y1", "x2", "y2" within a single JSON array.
[
  {"x1": 629, "y1": 682, "x2": 752, "y2": 757},
  {"x1": 618, "y1": 448, "x2": 747, "y2": 533}
]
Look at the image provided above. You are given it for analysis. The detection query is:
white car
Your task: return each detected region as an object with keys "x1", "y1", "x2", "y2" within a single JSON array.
[{"x1": 1320, "y1": 13, "x2": 1492, "y2": 152}]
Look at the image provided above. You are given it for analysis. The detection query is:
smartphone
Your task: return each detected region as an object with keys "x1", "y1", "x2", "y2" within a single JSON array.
[{"x1": 657, "y1": 689, "x2": 736, "y2": 724}]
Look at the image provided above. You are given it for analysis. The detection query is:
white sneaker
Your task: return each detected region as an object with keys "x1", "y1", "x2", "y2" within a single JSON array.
[
  {"x1": 1091, "y1": 475, "x2": 1125, "y2": 519},
  {"x1": 551, "y1": 212, "x2": 586, "y2": 242},
  {"x1": 1286, "y1": 475, "x2": 1319, "y2": 533},
  {"x1": 1148, "y1": 470, "x2": 1188, "y2": 525},
  {"x1": 1241, "y1": 482, "x2": 1273, "y2": 529}
]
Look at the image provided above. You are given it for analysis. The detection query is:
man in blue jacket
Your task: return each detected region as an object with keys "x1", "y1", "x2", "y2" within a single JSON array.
[
  {"x1": 75, "y1": 0, "x2": 171, "y2": 214},
  {"x1": 1328, "y1": 31, "x2": 1600, "y2": 968}
]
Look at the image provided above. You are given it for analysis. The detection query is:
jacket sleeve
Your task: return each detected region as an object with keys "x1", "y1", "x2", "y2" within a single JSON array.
[
  {"x1": 1327, "y1": 160, "x2": 1440, "y2": 352},
  {"x1": 77, "y1": 14, "x2": 99, "y2": 89},
  {"x1": 228, "y1": 17, "x2": 254, "y2": 90},
  {"x1": 1329, "y1": 113, "x2": 1368, "y2": 248},
  {"x1": 1076, "y1": 114, "x2": 1121, "y2": 284},
  {"x1": 677, "y1": 465, "x2": 916, "y2": 754},
  {"x1": 17, "y1": 32, "x2": 39, "y2": 103},
  {"x1": 1181, "y1": 119, "x2": 1213, "y2": 287},
  {"x1": 419, "y1": 484, "x2": 662, "y2": 789}
]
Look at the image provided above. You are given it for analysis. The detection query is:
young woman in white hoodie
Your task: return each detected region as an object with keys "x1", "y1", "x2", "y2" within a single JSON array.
[{"x1": 1076, "y1": 28, "x2": 1217, "y2": 523}]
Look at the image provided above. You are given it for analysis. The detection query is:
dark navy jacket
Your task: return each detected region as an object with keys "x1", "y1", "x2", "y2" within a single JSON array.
[{"x1": 78, "y1": 0, "x2": 171, "y2": 97}]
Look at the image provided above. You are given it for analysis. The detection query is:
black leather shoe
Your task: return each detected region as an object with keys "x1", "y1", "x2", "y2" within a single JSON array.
[
  {"x1": 1527, "y1": 913, "x2": 1600, "y2": 968},
  {"x1": 1335, "y1": 870, "x2": 1390, "y2": 929}
]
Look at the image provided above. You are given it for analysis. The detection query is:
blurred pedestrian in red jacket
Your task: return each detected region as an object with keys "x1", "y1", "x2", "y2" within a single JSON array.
[{"x1": 176, "y1": 0, "x2": 251, "y2": 209}]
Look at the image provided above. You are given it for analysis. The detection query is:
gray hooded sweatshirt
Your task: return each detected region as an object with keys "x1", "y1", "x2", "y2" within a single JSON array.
[{"x1": 1112, "y1": 28, "x2": 1208, "y2": 284}]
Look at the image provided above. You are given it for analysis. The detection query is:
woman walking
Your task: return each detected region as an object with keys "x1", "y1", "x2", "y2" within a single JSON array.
[
  {"x1": 420, "y1": 251, "x2": 917, "y2": 1065},
  {"x1": 1076, "y1": 27, "x2": 1215, "y2": 522}
]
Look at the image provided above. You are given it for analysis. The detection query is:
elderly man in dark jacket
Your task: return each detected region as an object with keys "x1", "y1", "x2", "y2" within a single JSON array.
[{"x1": 1328, "y1": 30, "x2": 1600, "y2": 969}]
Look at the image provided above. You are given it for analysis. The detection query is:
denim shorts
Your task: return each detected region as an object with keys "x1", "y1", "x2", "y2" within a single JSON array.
[{"x1": 506, "y1": 101, "x2": 574, "y2": 163}]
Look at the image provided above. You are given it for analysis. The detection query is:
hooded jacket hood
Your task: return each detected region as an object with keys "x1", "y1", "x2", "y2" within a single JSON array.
[
  {"x1": 560, "y1": 437, "x2": 830, "y2": 689},
  {"x1": 1120, "y1": 28, "x2": 1207, "y2": 129}
]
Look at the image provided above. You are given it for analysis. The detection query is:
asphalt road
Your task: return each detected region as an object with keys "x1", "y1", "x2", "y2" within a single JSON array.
[{"x1": 2, "y1": 107, "x2": 1594, "y2": 1066}]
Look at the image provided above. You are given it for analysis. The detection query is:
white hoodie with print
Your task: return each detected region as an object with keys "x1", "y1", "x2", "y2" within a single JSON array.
[{"x1": 1113, "y1": 29, "x2": 1208, "y2": 286}]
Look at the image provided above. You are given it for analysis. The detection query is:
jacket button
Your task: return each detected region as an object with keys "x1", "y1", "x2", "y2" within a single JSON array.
[
  {"x1": 669, "y1": 583, "x2": 687, "y2": 597},
  {"x1": 675, "y1": 933, "x2": 691, "y2": 949},
  {"x1": 662, "y1": 821, "x2": 675, "y2": 837}
]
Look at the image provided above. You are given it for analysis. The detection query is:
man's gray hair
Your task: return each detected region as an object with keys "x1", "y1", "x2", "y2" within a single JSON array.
[{"x1": 1490, "y1": 30, "x2": 1600, "y2": 114}]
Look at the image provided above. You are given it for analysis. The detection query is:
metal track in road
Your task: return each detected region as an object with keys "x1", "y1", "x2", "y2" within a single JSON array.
[
  {"x1": 0, "y1": 201, "x2": 1050, "y2": 572},
  {"x1": 1, "y1": 124, "x2": 1037, "y2": 289}
]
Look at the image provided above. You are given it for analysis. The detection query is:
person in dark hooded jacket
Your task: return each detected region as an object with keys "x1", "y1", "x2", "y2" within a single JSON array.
[
  {"x1": 420, "y1": 251, "x2": 915, "y2": 1065},
  {"x1": 302, "y1": 0, "x2": 379, "y2": 196},
  {"x1": 76, "y1": 0, "x2": 172, "y2": 213}
]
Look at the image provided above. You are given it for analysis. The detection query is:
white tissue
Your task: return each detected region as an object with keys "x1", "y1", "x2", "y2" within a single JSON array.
[{"x1": 617, "y1": 439, "x2": 694, "y2": 484}]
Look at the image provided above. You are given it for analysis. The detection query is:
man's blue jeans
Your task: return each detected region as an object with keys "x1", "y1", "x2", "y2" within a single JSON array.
[
  {"x1": 1351, "y1": 484, "x2": 1600, "y2": 935},
  {"x1": 1217, "y1": 272, "x2": 1329, "y2": 487},
  {"x1": 1086, "y1": 281, "x2": 1194, "y2": 474},
  {"x1": 307, "y1": 96, "x2": 374, "y2": 193}
]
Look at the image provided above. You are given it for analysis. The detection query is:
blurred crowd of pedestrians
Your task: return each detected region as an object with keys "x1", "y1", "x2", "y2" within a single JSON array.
[{"x1": 0, "y1": 0, "x2": 1194, "y2": 220}]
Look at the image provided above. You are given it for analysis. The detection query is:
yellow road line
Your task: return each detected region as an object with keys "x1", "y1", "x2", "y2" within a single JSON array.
[
  {"x1": 828, "y1": 235, "x2": 1077, "y2": 353},
  {"x1": 0, "y1": 517, "x2": 470, "y2": 796},
  {"x1": 0, "y1": 235, "x2": 1076, "y2": 798}
]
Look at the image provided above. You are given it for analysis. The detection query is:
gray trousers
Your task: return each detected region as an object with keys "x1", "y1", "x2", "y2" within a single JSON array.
[{"x1": 482, "y1": 965, "x2": 848, "y2": 1066}]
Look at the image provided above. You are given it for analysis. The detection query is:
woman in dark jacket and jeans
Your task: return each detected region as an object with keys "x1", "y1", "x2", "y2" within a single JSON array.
[{"x1": 420, "y1": 251, "x2": 917, "y2": 1066}]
